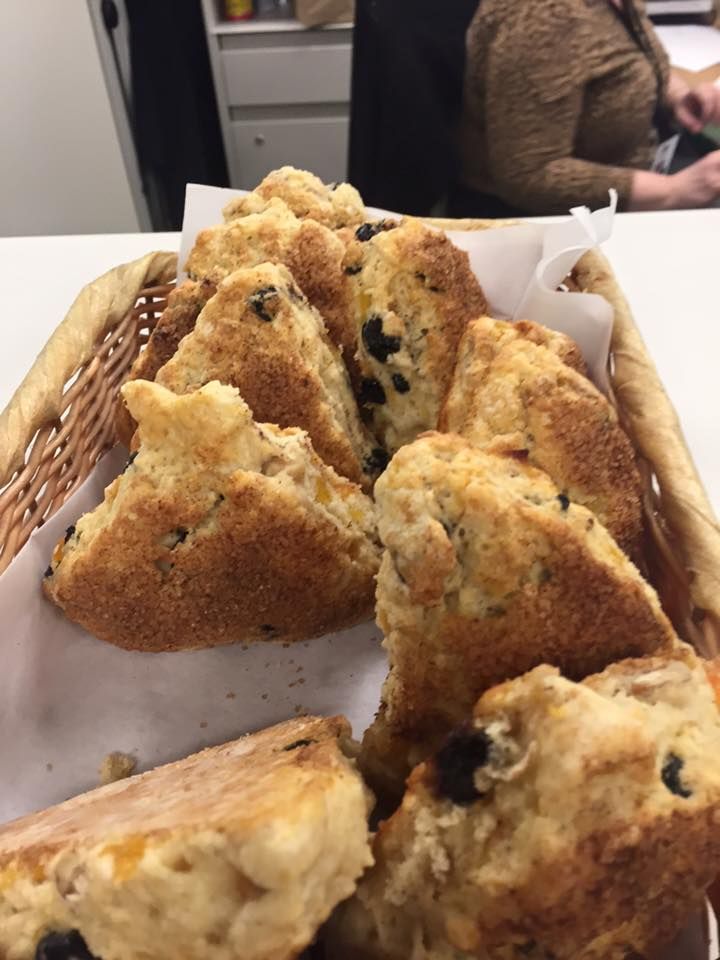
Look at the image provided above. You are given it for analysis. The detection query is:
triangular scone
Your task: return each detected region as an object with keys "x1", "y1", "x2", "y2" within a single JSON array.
[
  {"x1": 345, "y1": 218, "x2": 487, "y2": 453},
  {"x1": 361, "y1": 432, "x2": 675, "y2": 794},
  {"x1": 185, "y1": 198, "x2": 358, "y2": 376},
  {"x1": 116, "y1": 279, "x2": 216, "y2": 447},
  {"x1": 223, "y1": 166, "x2": 366, "y2": 230},
  {"x1": 333, "y1": 647, "x2": 720, "y2": 960},
  {"x1": 44, "y1": 381, "x2": 380, "y2": 652},
  {"x1": 155, "y1": 262, "x2": 380, "y2": 490},
  {"x1": 0, "y1": 716, "x2": 374, "y2": 960},
  {"x1": 439, "y1": 316, "x2": 642, "y2": 554}
]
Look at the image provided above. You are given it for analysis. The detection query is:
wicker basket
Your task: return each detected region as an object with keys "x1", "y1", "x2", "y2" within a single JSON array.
[{"x1": 0, "y1": 229, "x2": 719, "y2": 670}]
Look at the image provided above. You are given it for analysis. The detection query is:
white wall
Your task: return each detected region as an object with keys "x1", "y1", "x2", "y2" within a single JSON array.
[{"x1": 0, "y1": 0, "x2": 141, "y2": 236}]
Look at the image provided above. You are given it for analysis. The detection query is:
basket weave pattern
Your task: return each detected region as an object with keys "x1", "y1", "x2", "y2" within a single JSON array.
[
  {"x1": 0, "y1": 286, "x2": 171, "y2": 574},
  {"x1": 0, "y1": 242, "x2": 718, "y2": 662}
]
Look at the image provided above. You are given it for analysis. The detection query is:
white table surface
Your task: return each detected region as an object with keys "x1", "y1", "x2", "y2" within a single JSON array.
[{"x1": 0, "y1": 213, "x2": 718, "y2": 518}]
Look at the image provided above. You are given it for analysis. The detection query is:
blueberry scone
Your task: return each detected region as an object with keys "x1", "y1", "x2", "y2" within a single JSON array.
[
  {"x1": 345, "y1": 218, "x2": 487, "y2": 453},
  {"x1": 185, "y1": 198, "x2": 358, "y2": 375},
  {"x1": 439, "y1": 316, "x2": 642, "y2": 554},
  {"x1": 155, "y1": 263, "x2": 379, "y2": 489},
  {"x1": 330, "y1": 646, "x2": 720, "y2": 960},
  {"x1": 116, "y1": 279, "x2": 216, "y2": 447},
  {"x1": 0, "y1": 715, "x2": 374, "y2": 960},
  {"x1": 44, "y1": 380, "x2": 380, "y2": 652},
  {"x1": 361, "y1": 432, "x2": 675, "y2": 793},
  {"x1": 222, "y1": 166, "x2": 366, "y2": 231}
]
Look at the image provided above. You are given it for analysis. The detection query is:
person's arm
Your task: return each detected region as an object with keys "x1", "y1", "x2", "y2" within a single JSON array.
[
  {"x1": 482, "y1": 11, "x2": 636, "y2": 214},
  {"x1": 630, "y1": 153, "x2": 720, "y2": 210}
]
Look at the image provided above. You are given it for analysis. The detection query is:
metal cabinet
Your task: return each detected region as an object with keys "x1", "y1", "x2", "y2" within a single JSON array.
[{"x1": 201, "y1": 0, "x2": 353, "y2": 189}]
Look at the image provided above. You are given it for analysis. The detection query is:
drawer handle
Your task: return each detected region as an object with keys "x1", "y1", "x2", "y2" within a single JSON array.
[{"x1": 254, "y1": 134, "x2": 266, "y2": 146}]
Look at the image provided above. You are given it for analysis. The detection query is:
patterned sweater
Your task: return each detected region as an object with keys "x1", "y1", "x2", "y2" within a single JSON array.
[{"x1": 459, "y1": 0, "x2": 670, "y2": 213}]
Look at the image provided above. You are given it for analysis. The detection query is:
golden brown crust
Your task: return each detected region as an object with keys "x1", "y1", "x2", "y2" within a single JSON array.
[
  {"x1": 347, "y1": 219, "x2": 487, "y2": 452},
  {"x1": 0, "y1": 715, "x2": 374, "y2": 960},
  {"x1": 334, "y1": 648, "x2": 720, "y2": 960},
  {"x1": 155, "y1": 263, "x2": 375, "y2": 489},
  {"x1": 0, "y1": 716, "x2": 352, "y2": 868},
  {"x1": 184, "y1": 200, "x2": 358, "y2": 381},
  {"x1": 115, "y1": 279, "x2": 216, "y2": 446},
  {"x1": 284, "y1": 220, "x2": 358, "y2": 381},
  {"x1": 439, "y1": 316, "x2": 642, "y2": 554},
  {"x1": 223, "y1": 167, "x2": 366, "y2": 230},
  {"x1": 361, "y1": 432, "x2": 674, "y2": 792},
  {"x1": 44, "y1": 381, "x2": 379, "y2": 652},
  {"x1": 511, "y1": 318, "x2": 587, "y2": 375}
]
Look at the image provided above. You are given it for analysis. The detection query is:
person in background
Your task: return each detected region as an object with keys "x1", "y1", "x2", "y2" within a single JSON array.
[{"x1": 451, "y1": 0, "x2": 720, "y2": 216}]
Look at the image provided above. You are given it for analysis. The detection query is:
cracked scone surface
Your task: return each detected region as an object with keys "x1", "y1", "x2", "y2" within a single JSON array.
[
  {"x1": 116, "y1": 279, "x2": 216, "y2": 447},
  {"x1": 156, "y1": 262, "x2": 377, "y2": 489},
  {"x1": 439, "y1": 316, "x2": 642, "y2": 554},
  {"x1": 44, "y1": 380, "x2": 379, "y2": 652},
  {"x1": 361, "y1": 432, "x2": 675, "y2": 792},
  {"x1": 331, "y1": 647, "x2": 720, "y2": 960},
  {"x1": 223, "y1": 166, "x2": 366, "y2": 230},
  {"x1": 346, "y1": 219, "x2": 487, "y2": 453},
  {"x1": 185, "y1": 198, "x2": 357, "y2": 372},
  {"x1": 0, "y1": 715, "x2": 374, "y2": 960}
]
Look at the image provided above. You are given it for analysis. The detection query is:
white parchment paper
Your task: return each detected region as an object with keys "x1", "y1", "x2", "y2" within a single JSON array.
[
  {"x1": 0, "y1": 182, "x2": 712, "y2": 958},
  {"x1": 0, "y1": 188, "x2": 637, "y2": 822}
]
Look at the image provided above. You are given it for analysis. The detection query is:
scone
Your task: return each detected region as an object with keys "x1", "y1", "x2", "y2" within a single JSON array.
[
  {"x1": 361, "y1": 432, "x2": 675, "y2": 793},
  {"x1": 44, "y1": 380, "x2": 380, "y2": 652},
  {"x1": 155, "y1": 262, "x2": 379, "y2": 489},
  {"x1": 185, "y1": 198, "x2": 358, "y2": 376},
  {"x1": 223, "y1": 166, "x2": 366, "y2": 230},
  {"x1": 491, "y1": 316, "x2": 587, "y2": 375},
  {"x1": 116, "y1": 279, "x2": 216, "y2": 447},
  {"x1": 439, "y1": 316, "x2": 642, "y2": 553},
  {"x1": 346, "y1": 218, "x2": 487, "y2": 453},
  {"x1": 329, "y1": 646, "x2": 720, "y2": 960},
  {"x1": 0, "y1": 715, "x2": 374, "y2": 960}
]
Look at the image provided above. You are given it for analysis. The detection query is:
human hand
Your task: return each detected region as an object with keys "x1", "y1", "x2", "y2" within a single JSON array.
[
  {"x1": 673, "y1": 83, "x2": 720, "y2": 134},
  {"x1": 669, "y1": 150, "x2": 720, "y2": 207}
]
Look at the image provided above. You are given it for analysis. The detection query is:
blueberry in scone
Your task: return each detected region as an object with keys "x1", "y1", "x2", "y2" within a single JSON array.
[
  {"x1": 346, "y1": 219, "x2": 487, "y2": 453},
  {"x1": 331, "y1": 645, "x2": 720, "y2": 960}
]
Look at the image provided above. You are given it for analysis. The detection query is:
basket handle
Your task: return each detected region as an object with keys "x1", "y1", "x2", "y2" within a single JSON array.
[
  {"x1": 577, "y1": 249, "x2": 720, "y2": 641},
  {"x1": 0, "y1": 251, "x2": 177, "y2": 485}
]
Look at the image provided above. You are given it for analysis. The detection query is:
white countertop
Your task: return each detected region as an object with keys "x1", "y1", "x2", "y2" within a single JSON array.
[{"x1": 0, "y1": 212, "x2": 718, "y2": 516}]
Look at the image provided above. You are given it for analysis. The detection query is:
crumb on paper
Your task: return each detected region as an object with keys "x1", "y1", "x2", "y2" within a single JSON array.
[
  {"x1": 225, "y1": 691, "x2": 236, "y2": 700},
  {"x1": 261, "y1": 693, "x2": 269, "y2": 700},
  {"x1": 200, "y1": 721, "x2": 208, "y2": 729},
  {"x1": 99, "y1": 751, "x2": 136, "y2": 786},
  {"x1": 45, "y1": 763, "x2": 53, "y2": 773}
]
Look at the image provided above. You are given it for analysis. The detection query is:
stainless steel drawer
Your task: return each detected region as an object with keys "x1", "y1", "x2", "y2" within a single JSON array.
[
  {"x1": 221, "y1": 43, "x2": 351, "y2": 107},
  {"x1": 229, "y1": 115, "x2": 349, "y2": 188}
]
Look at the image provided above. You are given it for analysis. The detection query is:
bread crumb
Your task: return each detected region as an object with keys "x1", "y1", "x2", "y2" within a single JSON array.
[
  {"x1": 225, "y1": 691, "x2": 236, "y2": 700},
  {"x1": 99, "y1": 751, "x2": 136, "y2": 786}
]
